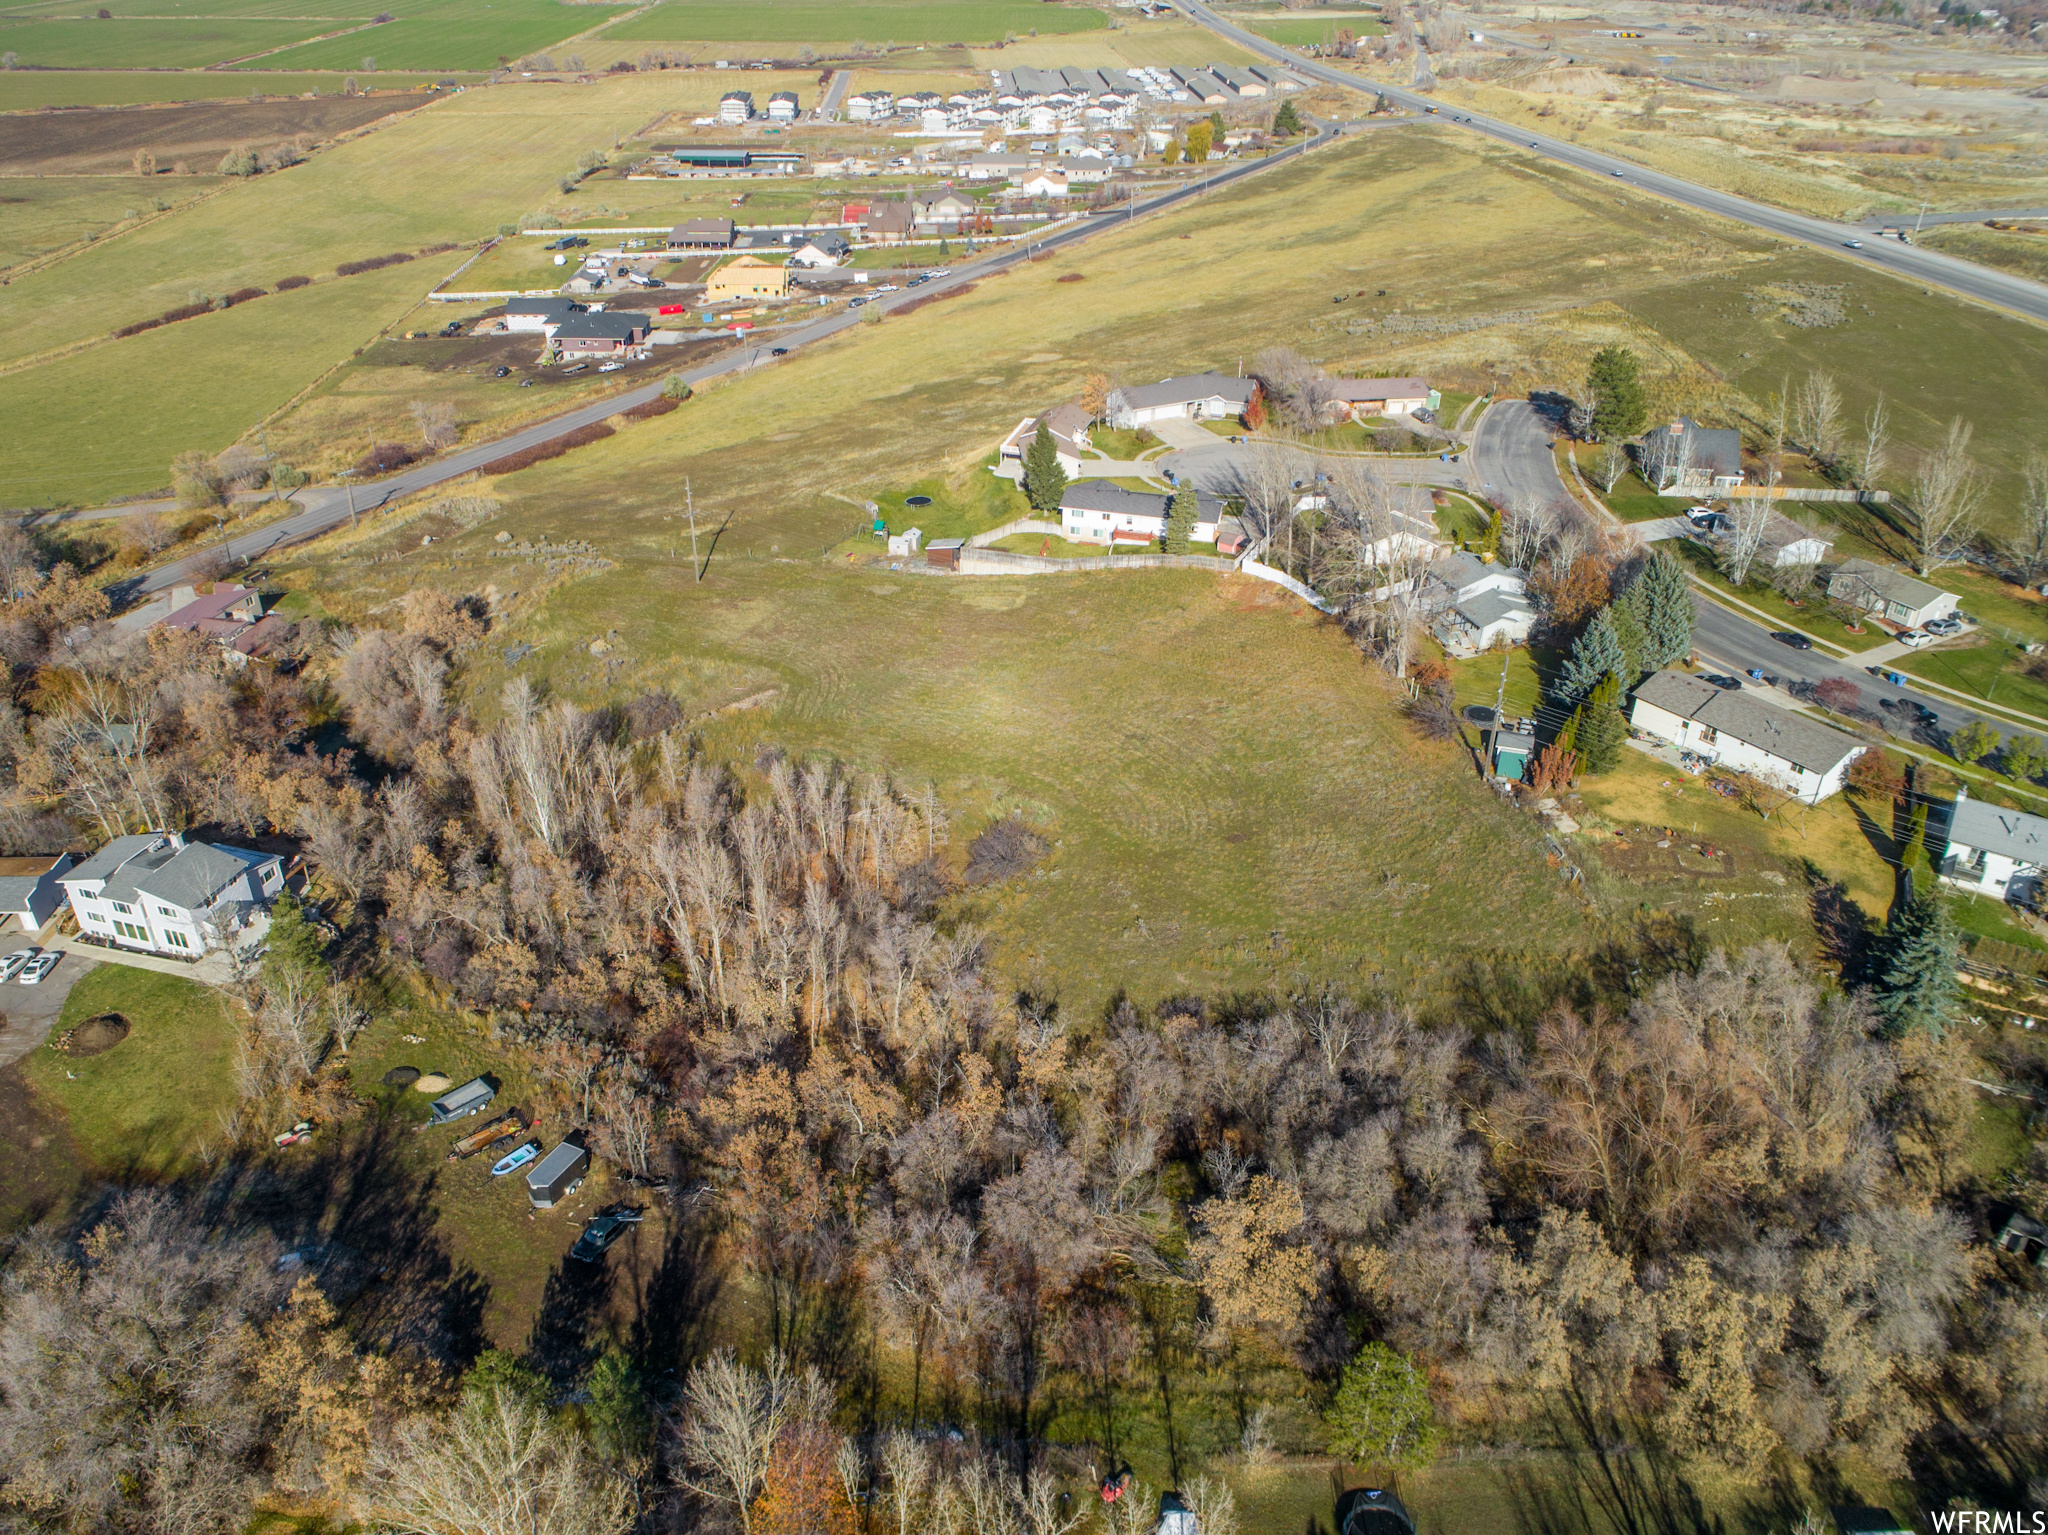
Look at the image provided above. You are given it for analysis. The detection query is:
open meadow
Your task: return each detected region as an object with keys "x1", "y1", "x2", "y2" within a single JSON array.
[
  {"x1": 0, "y1": 69, "x2": 477, "y2": 108},
  {"x1": 0, "y1": 174, "x2": 217, "y2": 269},
  {"x1": 600, "y1": 0, "x2": 1106, "y2": 47}
]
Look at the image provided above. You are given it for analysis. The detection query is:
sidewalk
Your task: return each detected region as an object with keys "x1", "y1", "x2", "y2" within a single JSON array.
[{"x1": 45, "y1": 932, "x2": 235, "y2": 988}]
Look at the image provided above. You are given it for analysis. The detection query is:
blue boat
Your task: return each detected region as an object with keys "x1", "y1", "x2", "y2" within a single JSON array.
[{"x1": 490, "y1": 1140, "x2": 542, "y2": 1177}]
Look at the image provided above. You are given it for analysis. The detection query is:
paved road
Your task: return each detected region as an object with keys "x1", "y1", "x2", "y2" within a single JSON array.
[
  {"x1": 1469, "y1": 400, "x2": 1570, "y2": 513},
  {"x1": 1861, "y1": 207, "x2": 2048, "y2": 231},
  {"x1": 819, "y1": 69, "x2": 851, "y2": 119},
  {"x1": 1173, "y1": 0, "x2": 2048, "y2": 329},
  {"x1": 136, "y1": 122, "x2": 1346, "y2": 594}
]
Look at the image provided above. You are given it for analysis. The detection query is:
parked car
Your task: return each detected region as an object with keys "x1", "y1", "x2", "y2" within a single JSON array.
[
  {"x1": 569, "y1": 1208, "x2": 645, "y2": 1264},
  {"x1": 493, "y1": 365, "x2": 511, "y2": 378},
  {"x1": 597, "y1": 360, "x2": 624, "y2": 372},
  {"x1": 1772, "y1": 631, "x2": 1814, "y2": 650},
  {"x1": 771, "y1": 347, "x2": 788, "y2": 356},
  {"x1": 18, "y1": 952, "x2": 59, "y2": 985},
  {"x1": 0, "y1": 949, "x2": 34, "y2": 983},
  {"x1": 1925, "y1": 615, "x2": 1963, "y2": 636},
  {"x1": 1701, "y1": 674, "x2": 1743, "y2": 690},
  {"x1": 1897, "y1": 629, "x2": 1936, "y2": 648}
]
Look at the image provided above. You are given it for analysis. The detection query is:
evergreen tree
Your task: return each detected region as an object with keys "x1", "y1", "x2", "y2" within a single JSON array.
[
  {"x1": 262, "y1": 887, "x2": 329, "y2": 992},
  {"x1": 1572, "y1": 672, "x2": 1627, "y2": 773},
  {"x1": 1480, "y1": 505, "x2": 1502, "y2": 556},
  {"x1": 1873, "y1": 889, "x2": 1959, "y2": 1037},
  {"x1": 1607, "y1": 595, "x2": 1650, "y2": 682},
  {"x1": 1559, "y1": 607, "x2": 1626, "y2": 703},
  {"x1": 1164, "y1": 487, "x2": 1197, "y2": 554},
  {"x1": 1021, "y1": 418, "x2": 1067, "y2": 512},
  {"x1": 460, "y1": 1349, "x2": 550, "y2": 1412},
  {"x1": 582, "y1": 1346, "x2": 651, "y2": 1461},
  {"x1": 1274, "y1": 99, "x2": 1303, "y2": 136},
  {"x1": 1586, "y1": 345, "x2": 1647, "y2": 442},
  {"x1": 1210, "y1": 110, "x2": 1226, "y2": 137},
  {"x1": 1324, "y1": 1343, "x2": 1440, "y2": 1470},
  {"x1": 1625, "y1": 550, "x2": 1693, "y2": 667}
]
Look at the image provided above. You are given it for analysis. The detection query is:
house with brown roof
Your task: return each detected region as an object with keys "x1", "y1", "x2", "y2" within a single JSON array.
[
  {"x1": 997, "y1": 403, "x2": 1092, "y2": 480},
  {"x1": 1329, "y1": 377, "x2": 1432, "y2": 420}
]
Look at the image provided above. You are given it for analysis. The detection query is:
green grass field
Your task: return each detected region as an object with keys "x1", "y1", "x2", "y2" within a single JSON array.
[
  {"x1": 1242, "y1": 13, "x2": 1385, "y2": 43},
  {"x1": 0, "y1": 15, "x2": 339, "y2": 67},
  {"x1": 1900, "y1": 635, "x2": 2048, "y2": 722},
  {"x1": 0, "y1": 176, "x2": 218, "y2": 271},
  {"x1": 604, "y1": 0, "x2": 1105, "y2": 44},
  {"x1": 19, "y1": 963, "x2": 240, "y2": 1178},
  {"x1": 0, "y1": 70, "x2": 477, "y2": 107},
  {"x1": 246, "y1": 0, "x2": 633, "y2": 71}
]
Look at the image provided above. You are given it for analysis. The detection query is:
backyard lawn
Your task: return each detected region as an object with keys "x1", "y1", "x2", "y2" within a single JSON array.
[
  {"x1": 19, "y1": 964, "x2": 240, "y2": 1179},
  {"x1": 1899, "y1": 635, "x2": 2048, "y2": 722}
]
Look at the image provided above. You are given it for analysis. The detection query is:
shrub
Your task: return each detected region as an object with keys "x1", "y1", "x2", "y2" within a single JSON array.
[
  {"x1": 625, "y1": 394, "x2": 679, "y2": 419},
  {"x1": 354, "y1": 441, "x2": 418, "y2": 475},
  {"x1": 222, "y1": 286, "x2": 264, "y2": 306},
  {"x1": 659, "y1": 376, "x2": 691, "y2": 402},
  {"x1": 274, "y1": 274, "x2": 311, "y2": 291},
  {"x1": 335, "y1": 252, "x2": 413, "y2": 277},
  {"x1": 964, "y1": 815, "x2": 1048, "y2": 886},
  {"x1": 270, "y1": 464, "x2": 308, "y2": 490},
  {"x1": 477, "y1": 420, "x2": 613, "y2": 476},
  {"x1": 218, "y1": 146, "x2": 259, "y2": 177},
  {"x1": 1055, "y1": 272, "x2": 1084, "y2": 283}
]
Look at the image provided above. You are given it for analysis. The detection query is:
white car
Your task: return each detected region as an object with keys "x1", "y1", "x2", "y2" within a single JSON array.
[
  {"x1": 1896, "y1": 629, "x2": 1936, "y2": 648},
  {"x1": 18, "y1": 952, "x2": 60, "y2": 985},
  {"x1": 597, "y1": 361, "x2": 624, "y2": 372},
  {"x1": 0, "y1": 949, "x2": 34, "y2": 983}
]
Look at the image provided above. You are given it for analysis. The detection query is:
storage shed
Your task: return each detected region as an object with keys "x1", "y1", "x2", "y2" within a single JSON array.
[
  {"x1": 1491, "y1": 728, "x2": 1536, "y2": 782},
  {"x1": 926, "y1": 538, "x2": 966, "y2": 570},
  {"x1": 526, "y1": 1140, "x2": 590, "y2": 1208}
]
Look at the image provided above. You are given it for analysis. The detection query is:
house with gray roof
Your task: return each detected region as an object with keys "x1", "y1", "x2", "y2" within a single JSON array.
[
  {"x1": 1643, "y1": 416, "x2": 1745, "y2": 494},
  {"x1": 1430, "y1": 551, "x2": 1534, "y2": 656},
  {"x1": 1826, "y1": 559, "x2": 1958, "y2": 630},
  {"x1": 59, "y1": 831, "x2": 285, "y2": 958},
  {"x1": 1629, "y1": 670, "x2": 1867, "y2": 803},
  {"x1": 1939, "y1": 786, "x2": 2048, "y2": 901},
  {"x1": 998, "y1": 402, "x2": 1093, "y2": 481},
  {"x1": 1108, "y1": 372, "x2": 1258, "y2": 427},
  {"x1": 1059, "y1": 481, "x2": 1228, "y2": 546},
  {"x1": 0, "y1": 854, "x2": 71, "y2": 935}
]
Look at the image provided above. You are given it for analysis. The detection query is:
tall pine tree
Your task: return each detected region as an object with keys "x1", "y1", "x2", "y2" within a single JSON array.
[
  {"x1": 1559, "y1": 607, "x2": 1627, "y2": 703},
  {"x1": 1624, "y1": 550, "x2": 1694, "y2": 667},
  {"x1": 1586, "y1": 346, "x2": 1647, "y2": 442},
  {"x1": 1873, "y1": 888, "x2": 1959, "y2": 1037},
  {"x1": 1022, "y1": 419, "x2": 1067, "y2": 513},
  {"x1": 1568, "y1": 672, "x2": 1627, "y2": 773},
  {"x1": 1164, "y1": 487, "x2": 1197, "y2": 554},
  {"x1": 263, "y1": 887, "x2": 330, "y2": 993}
]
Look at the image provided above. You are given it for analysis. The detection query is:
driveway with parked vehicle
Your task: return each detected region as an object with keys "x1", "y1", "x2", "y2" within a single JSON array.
[{"x1": 0, "y1": 946, "x2": 91, "y2": 1071}]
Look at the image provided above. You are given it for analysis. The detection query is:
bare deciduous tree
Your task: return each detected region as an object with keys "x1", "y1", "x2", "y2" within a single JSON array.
[
  {"x1": 1595, "y1": 439, "x2": 1630, "y2": 495},
  {"x1": 1720, "y1": 498, "x2": 1773, "y2": 587},
  {"x1": 409, "y1": 399, "x2": 459, "y2": 453},
  {"x1": 1910, "y1": 416, "x2": 1985, "y2": 576},
  {"x1": 671, "y1": 1349, "x2": 832, "y2": 1535},
  {"x1": 1793, "y1": 370, "x2": 1844, "y2": 469},
  {"x1": 2006, "y1": 447, "x2": 2048, "y2": 588},
  {"x1": 1857, "y1": 392, "x2": 1890, "y2": 491}
]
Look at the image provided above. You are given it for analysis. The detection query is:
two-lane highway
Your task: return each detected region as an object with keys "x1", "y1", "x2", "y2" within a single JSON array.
[
  {"x1": 1173, "y1": 0, "x2": 2048, "y2": 329},
  {"x1": 137, "y1": 119, "x2": 1347, "y2": 593}
]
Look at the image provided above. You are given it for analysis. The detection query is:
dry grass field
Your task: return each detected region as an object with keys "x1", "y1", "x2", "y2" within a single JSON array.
[{"x1": 0, "y1": 90, "x2": 436, "y2": 174}]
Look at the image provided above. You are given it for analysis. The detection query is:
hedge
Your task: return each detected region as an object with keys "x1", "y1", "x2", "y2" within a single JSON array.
[
  {"x1": 478, "y1": 420, "x2": 613, "y2": 476},
  {"x1": 336, "y1": 252, "x2": 414, "y2": 277}
]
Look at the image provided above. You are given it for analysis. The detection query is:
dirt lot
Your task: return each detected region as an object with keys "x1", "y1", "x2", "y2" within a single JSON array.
[{"x1": 0, "y1": 91, "x2": 441, "y2": 175}]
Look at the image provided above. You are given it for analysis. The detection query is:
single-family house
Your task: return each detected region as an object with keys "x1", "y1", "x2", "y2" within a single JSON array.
[
  {"x1": 1429, "y1": 551, "x2": 1536, "y2": 656},
  {"x1": 1058, "y1": 481, "x2": 1227, "y2": 546},
  {"x1": 550, "y1": 311, "x2": 649, "y2": 356},
  {"x1": 767, "y1": 90, "x2": 799, "y2": 122},
  {"x1": 886, "y1": 527, "x2": 923, "y2": 557},
  {"x1": 502, "y1": 295, "x2": 588, "y2": 333},
  {"x1": 1643, "y1": 416, "x2": 1745, "y2": 494},
  {"x1": 1756, "y1": 511, "x2": 1833, "y2": 569},
  {"x1": 718, "y1": 90, "x2": 754, "y2": 125},
  {"x1": 1329, "y1": 376, "x2": 1432, "y2": 419},
  {"x1": 60, "y1": 831, "x2": 286, "y2": 957},
  {"x1": 963, "y1": 152, "x2": 1034, "y2": 181},
  {"x1": 0, "y1": 854, "x2": 71, "y2": 935},
  {"x1": 667, "y1": 217, "x2": 736, "y2": 250},
  {"x1": 916, "y1": 190, "x2": 979, "y2": 226},
  {"x1": 789, "y1": 232, "x2": 851, "y2": 269},
  {"x1": 1017, "y1": 169, "x2": 1070, "y2": 198},
  {"x1": 1109, "y1": 372, "x2": 1258, "y2": 426},
  {"x1": 161, "y1": 584, "x2": 263, "y2": 633},
  {"x1": 864, "y1": 202, "x2": 917, "y2": 244},
  {"x1": 997, "y1": 403, "x2": 1092, "y2": 481},
  {"x1": 703, "y1": 255, "x2": 790, "y2": 305},
  {"x1": 1939, "y1": 787, "x2": 2048, "y2": 901},
  {"x1": 1825, "y1": 559, "x2": 1959, "y2": 630},
  {"x1": 1628, "y1": 670, "x2": 1867, "y2": 804}
]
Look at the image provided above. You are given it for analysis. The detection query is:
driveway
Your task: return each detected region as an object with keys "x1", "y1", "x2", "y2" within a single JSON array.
[
  {"x1": 1159, "y1": 438, "x2": 1472, "y2": 497},
  {"x1": 0, "y1": 948, "x2": 95, "y2": 1071},
  {"x1": 1147, "y1": 416, "x2": 1229, "y2": 452}
]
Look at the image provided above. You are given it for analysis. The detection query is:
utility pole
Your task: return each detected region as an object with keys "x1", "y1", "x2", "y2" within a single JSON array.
[
  {"x1": 340, "y1": 471, "x2": 357, "y2": 529},
  {"x1": 1914, "y1": 197, "x2": 1929, "y2": 236},
  {"x1": 686, "y1": 476, "x2": 700, "y2": 582},
  {"x1": 1492, "y1": 644, "x2": 1511, "y2": 763}
]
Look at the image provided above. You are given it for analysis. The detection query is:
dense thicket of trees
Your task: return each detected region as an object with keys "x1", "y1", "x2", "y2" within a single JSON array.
[{"x1": 0, "y1": 556, "x2": 2040, "y2": 1534}]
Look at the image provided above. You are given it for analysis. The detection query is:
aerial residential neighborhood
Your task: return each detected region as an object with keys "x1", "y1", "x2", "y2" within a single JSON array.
[{"x1": 2, "y1": 0, "x2": 2045, "y2": 1527}]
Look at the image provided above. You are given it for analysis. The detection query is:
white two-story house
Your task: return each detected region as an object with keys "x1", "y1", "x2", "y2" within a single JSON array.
[
  {"x1": 60, "y1": 831, "x2": 286, "y2": 957},
  {"x1": 1939, "y1": 788, "x2": 2048, "y2": 903}
]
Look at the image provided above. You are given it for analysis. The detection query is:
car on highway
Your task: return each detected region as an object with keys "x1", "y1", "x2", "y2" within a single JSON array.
[
  {"x1": 18, "y1": 952, "x2": 59, "y2": 985},
  {"x1": 1772, "y1": 631, "x2": 1814, "y2": 650},
  {"x1": 569, "y1": 1208, "x2": 644, "y2": 1264},
  {"x1": 1896, "y1": 629, "x2": 1936, "y2": 648},
  {"x1": 1843, "y1": 239, "x2": 1863, "y2": 249},
  {"x1": 1611, "y1": 170, "x2": 1623, "y2": 177},
  {"x1": 0, "y1": 949, "x2": 34, "y2": 983}
]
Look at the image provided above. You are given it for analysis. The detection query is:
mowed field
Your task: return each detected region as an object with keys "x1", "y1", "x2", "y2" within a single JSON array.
[
  {"x1": 1240, "y1": 12, "x2": 1386, "y2": 43},
  {"x1": 0, "y1": 0, "x2": 629, "y2": 70},
  {"x1": 603, "y1": 0, "x2": 1106, "y2": 45},
  {"x1": 0, "y1": 69, "x2": 474, "y2": 108},
  {"x1": 0, "y1": 174, "x2": 218, "y2": 269}
]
